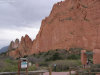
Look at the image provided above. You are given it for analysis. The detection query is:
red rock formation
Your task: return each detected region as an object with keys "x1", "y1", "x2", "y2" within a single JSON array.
[
  {"x1": 8, "y1": 39, "x2": 19, "y2": 51},
  {"x1": 9, "y1": 0, "x2": 100, "y2": 57},
  {"x1": 93, "y1": 49, "x2": 100, "y2": 64},
  {"x1": 9, "y1": 35, "x2": 33, "y2": 58},
  {"x1": 81, "y1": 50, "x2": 87, "y2": 65},
  {"x1": 32, "y1": 0, "x2": 100, "y2": 53}
]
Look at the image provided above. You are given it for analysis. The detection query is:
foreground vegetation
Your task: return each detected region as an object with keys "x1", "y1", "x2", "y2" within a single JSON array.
[
  {"x1": 0, "y1": 48, "x2": 83, "y2": 72},
  {"x1": 0, "y1": 56, "x2": 37, "y2": 72}
]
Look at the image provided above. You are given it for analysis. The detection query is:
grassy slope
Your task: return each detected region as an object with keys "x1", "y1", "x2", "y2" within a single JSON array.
[{"x1": 0, "y1": 48, "x2": 82, "y2": 72}]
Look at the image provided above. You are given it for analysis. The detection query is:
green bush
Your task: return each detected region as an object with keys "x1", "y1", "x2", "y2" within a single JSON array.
[
  {"x1": 51, "y1": 52, "x2": 62, "y2": 61},
  {"x1": 45, "y1": 52, "x2": 62, "y2": 61},
  {"x1": 67, "y1": 54, "x2": 80, "y2": 60}
]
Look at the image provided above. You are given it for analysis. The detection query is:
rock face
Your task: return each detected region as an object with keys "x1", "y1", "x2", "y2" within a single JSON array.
[
  {"x1": 8, "y1": 0, "x2": 100, "y2": 57},
  {"x1": 32, "y1": 0, "x2": 100, "y2": 53},
  {"x1": 8, "y1": 35, "x2": 33, "y2": 58},
  {"x1": 8, "y1": 39, "x2": 19, "y2": 51}
]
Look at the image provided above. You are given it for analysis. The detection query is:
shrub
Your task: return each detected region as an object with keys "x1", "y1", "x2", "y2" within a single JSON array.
[
  {"x1": 51, "y1": 52, "x2": 62, "y2": 61},
  {"x1": 45, "y1": 52, "x2": 62, "y2": 61},
  {"x1": 67, "y1": 54, "x2": 80, "y2": 60}
]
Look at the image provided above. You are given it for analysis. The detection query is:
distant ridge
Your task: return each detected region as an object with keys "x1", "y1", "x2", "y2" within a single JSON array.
[{"x1": 0, "y1": 46, "x2": 8, "y2": 53}]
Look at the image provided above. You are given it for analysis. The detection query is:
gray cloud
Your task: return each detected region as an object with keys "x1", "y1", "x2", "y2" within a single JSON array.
[
  {"x1": 0, "y1": 0, "x2": 64, "y2": 29},
  {"x1": 0, "y1": 0, "x2": 64, "y2": 48}
]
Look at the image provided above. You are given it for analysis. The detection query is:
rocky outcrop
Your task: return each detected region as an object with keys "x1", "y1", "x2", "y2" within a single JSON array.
[
  {"x1": 8, "y1": 39, "x2": 19, "y2": 51},
  {"x1": 17, "y1": 35, "x2": 33, "y2": 57},
  {"x1": 32, "y1": 0, "x2": 100, "y2": 53},
  {"x1": 8, "y1": 0, "x2": 100, "y2": 58},
  {"x1": 8, "y1": 35, "x2": 33, "y2": 58}
]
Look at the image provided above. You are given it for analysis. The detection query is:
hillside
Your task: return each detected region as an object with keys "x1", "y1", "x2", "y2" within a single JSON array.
[{"x1": 0, "y1": 49, "x2": 82, "y2": 72}]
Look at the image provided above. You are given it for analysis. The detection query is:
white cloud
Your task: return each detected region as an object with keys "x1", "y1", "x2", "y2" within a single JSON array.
[{"x1": 0, "y1": 27, "x2": 39, "y2": 48}]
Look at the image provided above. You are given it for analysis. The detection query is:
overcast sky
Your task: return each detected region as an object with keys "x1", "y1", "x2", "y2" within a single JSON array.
[{"x1": 0, "y1": 0, "x2": 64, "y2": 49}]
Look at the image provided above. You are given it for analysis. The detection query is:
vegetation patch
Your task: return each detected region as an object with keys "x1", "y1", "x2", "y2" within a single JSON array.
[
  {"x1": 70, "y1": 32, "x2": 74, "y2": 35},
  {"x1": 69, "y1": 7, "x2": 74, "y2": 10},
  {"x1": 81, "y1": 5, "x2": 88, "y2": 8},
  {"x1": 60, "y1": 17, "x2": 73, "y2": 21},
  {"x1": 0, "y1": 48, "x2": 83, "y2": 72},
  {"x1": 84, "y1": 18, "x2": 89, "y2": 21}
]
